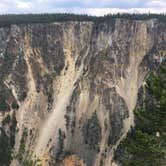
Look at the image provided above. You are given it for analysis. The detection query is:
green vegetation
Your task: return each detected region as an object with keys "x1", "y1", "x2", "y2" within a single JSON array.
[
  {"x1": 0, "y1": 99, "x2": 9, "y2": 112},
  {"x1": 43, "y1": 75, "x2": 54, "y2": 110},
  {"x1": 13, "y1": 128, "x2": 41, "y2": 166},
  {"x1": 10, "y1": 112, "x2": 17, "y2": 149},
  {"x1": 0, "y1": 13, "x2": 165, "y2": 27},
  {"x1": 0, "y1": 112, "x2": 17, "y2": 166},
  {"x1": 2, "y1": 114, "x2": 11, "y2": 125},
  {"x1": 18, "y1": 128, "x2": 28, "y2": 161},
  {"x1": 0, "y1": 84, "x2": 18, "y2": 112},
  {"x1": 115, "y1": 60, "x2": 166, "y2": 166},
  {"x1": 83, "y1": 112, "x2": 101, "y2": 151},
  {"x1": 13, "y1": 150, "x2": 41, "y2": 166},
  {"x1": 0, "y1": 83, "x2": 13, "y2": 112},
  {"x1": 51, "y1": 129, "x2": 73, "y2": 165},
  {"x1": 55, "y1": 129, "x2": 66, "y2": 162},
  {"x1": 11, "y1": 101, "x2": 19, "y2": 110},
  {"x1": 0, "y1": 128, "x2": 12, "y2": 166},
  {"x1": 0, "y1": 53, "x2": 15, "y2": 80},
  {"x1": 0, "y1": 51, "x2": 19, "y2": 112}
]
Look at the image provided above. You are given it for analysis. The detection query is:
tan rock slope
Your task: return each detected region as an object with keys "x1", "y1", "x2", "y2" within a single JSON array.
[{"x1": 0, "y1": 19, "x2": 165, "y2": 166}]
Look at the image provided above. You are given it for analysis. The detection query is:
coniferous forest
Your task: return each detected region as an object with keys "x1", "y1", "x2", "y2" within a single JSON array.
[
  {"x1": 0, "y1": 13, "x2": 165, "y2": 27},
  {"x1": 115, "y1": 60, "x2": 166, "y2": 166}
]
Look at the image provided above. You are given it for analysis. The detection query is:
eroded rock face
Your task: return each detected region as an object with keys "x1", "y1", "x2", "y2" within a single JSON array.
[{"x1": 0, "y1": 19, "x2": 165, "y2": 166}]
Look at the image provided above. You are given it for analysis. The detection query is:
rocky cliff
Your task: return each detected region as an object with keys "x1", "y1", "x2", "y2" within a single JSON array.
[{"x1": 0, "y1": 18, "x2": 165, "y2": 166}]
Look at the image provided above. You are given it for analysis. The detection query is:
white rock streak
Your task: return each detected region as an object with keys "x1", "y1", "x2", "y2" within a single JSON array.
[{"x1": 34, "y1": 49, "x2": 84, "y2": 158}]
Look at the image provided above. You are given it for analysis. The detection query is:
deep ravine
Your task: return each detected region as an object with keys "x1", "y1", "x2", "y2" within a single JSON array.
[{"x1": 0, "y1": 18, "x2": 165, "y2": 166}]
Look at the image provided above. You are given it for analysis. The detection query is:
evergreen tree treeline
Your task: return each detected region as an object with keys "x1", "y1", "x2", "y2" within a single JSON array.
[{"x1": 0, "y1": 13, "x2": 165, "y2": 27}]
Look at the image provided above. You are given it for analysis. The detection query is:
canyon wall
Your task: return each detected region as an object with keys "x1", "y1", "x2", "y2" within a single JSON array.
[{"x1": 0, "y1": 19, "x2": 165, "y2": 166}]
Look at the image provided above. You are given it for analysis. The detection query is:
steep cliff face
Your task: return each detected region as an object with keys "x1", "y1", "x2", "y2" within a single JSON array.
[{"x1": 0, "y1": 19, "x2": 165, "y2": 166}]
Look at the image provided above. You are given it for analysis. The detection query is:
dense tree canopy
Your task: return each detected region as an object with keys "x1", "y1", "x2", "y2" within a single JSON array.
[
  {"x1": 115, "y1": 60, "x2": 166, "y2": 166},
  {"x1": 0, "y1": 13, "x2": 165, "y2": 27}
]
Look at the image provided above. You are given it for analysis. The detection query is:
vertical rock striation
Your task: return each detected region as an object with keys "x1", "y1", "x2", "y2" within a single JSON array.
[{"x1": 0, "y1": 19, "x2": 165, "y2": 166}]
